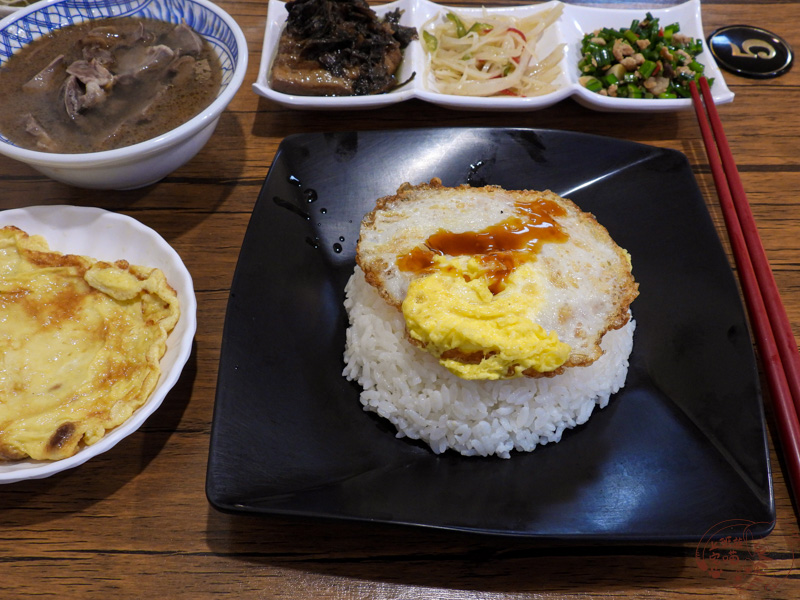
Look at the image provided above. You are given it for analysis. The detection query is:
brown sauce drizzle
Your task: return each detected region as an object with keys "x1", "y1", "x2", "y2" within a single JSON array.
[{"x1": 396, "y1": 197, "x2": 569, "y2": 293}]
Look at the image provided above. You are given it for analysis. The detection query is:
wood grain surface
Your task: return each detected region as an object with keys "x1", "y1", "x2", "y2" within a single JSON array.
[{"x1": 2, "y1": 1, "x2": 800, "y2": 598}]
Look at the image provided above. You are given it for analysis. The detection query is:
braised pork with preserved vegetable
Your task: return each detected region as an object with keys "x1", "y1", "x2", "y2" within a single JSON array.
[{"x1": 270, "y1": 0, "x2": 417, "y2": 96}]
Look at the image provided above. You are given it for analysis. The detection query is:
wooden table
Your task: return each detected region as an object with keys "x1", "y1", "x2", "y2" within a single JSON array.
[{"x1": 2, "y1": 0, "x2": 799, "y2": 597}]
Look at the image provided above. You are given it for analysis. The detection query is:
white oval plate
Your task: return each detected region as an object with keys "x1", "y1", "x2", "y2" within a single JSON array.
[
  {"x1": 253, "y1": 0, "x2": 732, "y2": 112},
  {"x1": 0, "y1": 206, "x2": 197, "y2": 484}
]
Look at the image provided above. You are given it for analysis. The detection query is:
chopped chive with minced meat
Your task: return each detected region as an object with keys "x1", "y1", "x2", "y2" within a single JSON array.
[{"x1": 577, "y1": 12, "x2": 713, "y2": 99}]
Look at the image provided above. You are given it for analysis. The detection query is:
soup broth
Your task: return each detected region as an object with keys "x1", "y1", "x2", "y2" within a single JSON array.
[{"x1": 0, "y1": 17, "x2": 222, "y2": 153}]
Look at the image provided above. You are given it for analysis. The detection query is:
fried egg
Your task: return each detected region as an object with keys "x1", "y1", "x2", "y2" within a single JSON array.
[
  {"x1": 0, "y1": 226, "x2": 180, "y2": 461},
  {"x1": 356, "y1": 178, "x2": 639, "y2": 379}
]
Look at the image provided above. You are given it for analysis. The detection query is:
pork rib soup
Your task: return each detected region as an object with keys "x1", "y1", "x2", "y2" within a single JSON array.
[{"x1": 0, "y1": 18, "x2": 222, "y2": 154}]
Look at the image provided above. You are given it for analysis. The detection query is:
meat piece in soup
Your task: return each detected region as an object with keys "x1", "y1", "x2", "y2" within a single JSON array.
[{"x1": 0, "y1": 18, "x2": 222, "y2": 153}]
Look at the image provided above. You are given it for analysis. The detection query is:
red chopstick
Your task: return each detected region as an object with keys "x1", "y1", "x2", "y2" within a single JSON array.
[{"x1": 690, "y1": 77, "x2": 800, "y2": 508}]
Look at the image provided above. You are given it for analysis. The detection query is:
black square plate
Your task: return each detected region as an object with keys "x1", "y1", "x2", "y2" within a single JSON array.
[{"x1": 206, "y1": 128, "x2": 774, "y2": 541}]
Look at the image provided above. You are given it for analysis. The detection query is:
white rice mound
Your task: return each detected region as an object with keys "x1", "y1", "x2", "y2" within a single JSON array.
[{"x1": 342, "y1": 266, "x2": 636, "y2": 458}]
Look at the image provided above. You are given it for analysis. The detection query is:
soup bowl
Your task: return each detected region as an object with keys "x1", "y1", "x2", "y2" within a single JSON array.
[{"x1": 0, "y1": 0, "x2": 247, "y2": 189}]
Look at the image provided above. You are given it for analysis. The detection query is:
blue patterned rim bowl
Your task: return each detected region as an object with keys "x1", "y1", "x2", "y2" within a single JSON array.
[{"x1": 0, "y1": 0, "x2": 248, "y2": 189}]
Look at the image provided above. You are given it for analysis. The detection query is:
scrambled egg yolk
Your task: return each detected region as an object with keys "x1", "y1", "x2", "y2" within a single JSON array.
[{"x1": 401, "y1": 259, "x2": 571, "y2": 380}]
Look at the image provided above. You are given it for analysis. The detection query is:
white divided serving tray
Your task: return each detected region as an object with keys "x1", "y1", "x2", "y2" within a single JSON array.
[{"x1": 252, "y1": 0, "x2": 733, "y2": 112}]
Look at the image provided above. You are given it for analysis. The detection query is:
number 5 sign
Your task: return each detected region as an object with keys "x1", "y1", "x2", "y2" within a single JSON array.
[{"x1": 709, "y1": 25, "x2": 793, "y2": 78}]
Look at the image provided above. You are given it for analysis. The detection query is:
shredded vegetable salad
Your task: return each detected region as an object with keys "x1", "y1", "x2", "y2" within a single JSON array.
[
  {"x1": 578, "y1": 12, "x2": 712, "y2": 99},
  {"x1": 421, "y1": 6, "x2": 564, "y2": 97}
]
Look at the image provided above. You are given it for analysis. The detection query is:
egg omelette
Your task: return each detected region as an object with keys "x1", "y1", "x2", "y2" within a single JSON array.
[
  {"x1": 0, "y1": 226, "x2": 180, "y2": 461},
  {"x1": 356, "y1": 179, "x2": 639, "y2": 380}
]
